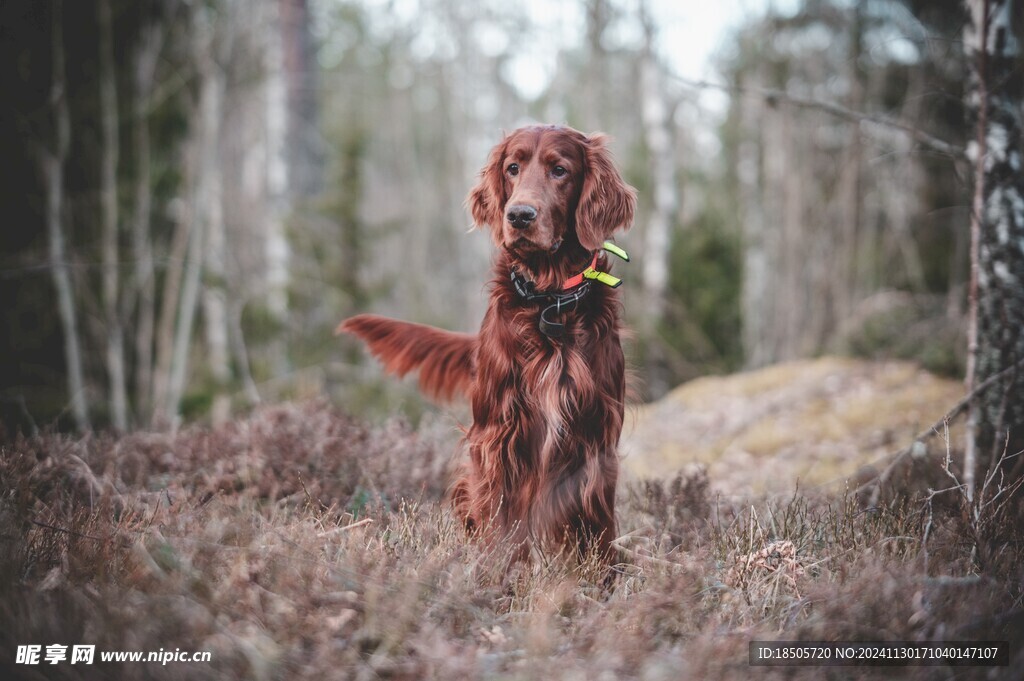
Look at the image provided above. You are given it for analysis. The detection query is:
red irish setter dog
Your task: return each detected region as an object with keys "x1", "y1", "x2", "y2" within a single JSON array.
[{"x1": 338, "y1": 125, "x2": 635, "y2": 572}]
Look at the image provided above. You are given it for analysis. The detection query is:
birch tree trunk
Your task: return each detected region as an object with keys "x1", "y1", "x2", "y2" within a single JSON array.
[
  {"x1": 163, "y1": 11, "x2": 223, "y2": 428},
  {"x1": 964, "y1": 0, "x2": 1024, "y2": 499},
  {"x1": 263, "y1": 0, "x2": 291, "y2": 379},
  {"x1": 98, "y1": 0, "x2": 128, "y2": 430},
  {"x1": 639, "y1": 5, "x2": 676, "y2": 397},
  {"x1": 43, "y1": 0, "x2": 90, "y2": 432},
  {"x1": 738, "y1": 84, "x2": 771, "y2": 369},
  {"x1": 202, "y1": 129, "x2": 230, "y2": 425},
  {"x1": 581, "y1": 0, "x2": 610, "y2": 132}
]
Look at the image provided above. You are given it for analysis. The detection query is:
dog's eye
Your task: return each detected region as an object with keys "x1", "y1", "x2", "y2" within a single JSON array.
[
  {"x1": 506, "y1": 163, "x2": 519, "y2": 177},
  {"x1": 552, "y1": 165, "x2": 568, "y2": 178}
]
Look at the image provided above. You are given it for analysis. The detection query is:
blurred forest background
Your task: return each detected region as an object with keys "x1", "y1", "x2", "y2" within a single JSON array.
[{"x1": 0, "y1": 0, "x2": 982, "y2": 432}]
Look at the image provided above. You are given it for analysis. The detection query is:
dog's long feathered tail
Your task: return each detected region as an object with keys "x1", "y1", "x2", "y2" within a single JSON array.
[{"x1": 336, "y1": 314, "x2": 477, "y2": 402}]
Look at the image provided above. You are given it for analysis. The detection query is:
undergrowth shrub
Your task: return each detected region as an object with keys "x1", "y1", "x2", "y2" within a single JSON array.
[{"x1": 0, "y1": 402, "x2": 1020, "y2": 679}]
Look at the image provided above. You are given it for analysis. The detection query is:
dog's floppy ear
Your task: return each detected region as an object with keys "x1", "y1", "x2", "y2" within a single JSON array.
[
  {"x1": 467, "y1": 135, "x2": 509, "y2": 232},
  {"x1": 575, "y1": 133, "x2": 636, "y2": 251}
]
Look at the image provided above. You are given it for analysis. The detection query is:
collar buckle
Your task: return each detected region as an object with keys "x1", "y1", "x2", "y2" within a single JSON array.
[{"x1": 509, "y1": 241, "x2": 630, "y2": 338}]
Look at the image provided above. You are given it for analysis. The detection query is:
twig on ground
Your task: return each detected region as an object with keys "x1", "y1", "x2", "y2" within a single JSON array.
[
  {"x1": 857, "y1": 357, "x2": 1024, "y2": 506},
  {"x1": 318, "y1": 518, "x2": 374, "y2": 537}
]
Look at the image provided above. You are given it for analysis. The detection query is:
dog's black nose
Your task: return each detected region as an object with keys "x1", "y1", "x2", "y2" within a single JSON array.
[{"x1": 506, "y1": 205, "x2": 537, "y2": 230}]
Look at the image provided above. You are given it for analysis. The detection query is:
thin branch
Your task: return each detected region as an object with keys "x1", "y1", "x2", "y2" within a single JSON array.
[
  {"x1": 670, "y1": 75, "x2": 965, "y2": 160},
  {"x1": 317, "y1": 518, "x2": 374, "y2": 537},
  {"x1": 857, "y1": 356, "x2": 1024, "y2": 505},
  {"x1": 611, "y1": 538, "x2": 687, "y2": 571}
]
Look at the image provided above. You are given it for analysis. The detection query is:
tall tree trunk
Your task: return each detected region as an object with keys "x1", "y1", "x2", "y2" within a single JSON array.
[
  {"x1": 278, "y1": 0, "x2": 320, "y2": 197},
  {"x1": 202, "y1": 129, "x2": 230, "y2": 425},
  {"x1": 639, "y1": 3, "x2": 676, "y2": 397},
  {"x1": 98, "y1": 0, "x2": 128, "y2": 430},
  {"x1": 151, "y1": 180, "x2": 193, "y2": 426},
  {"x1": 964, "y1": 0, "x2": 1024, "y2": 500},
  {"x1": 738, "y1": 83, "x2": 771, "y2": 369},
  {"x1": 263, "y1": 1, "x2": 291, "y2": 379},
  {"x1": 165, "y1": 187, "x2": 206, "y2": 429},
  {"x1": 164, "y1": 24, "x2": 224, "y2": 428},
  {"x1": 43, "y1": 0, "x2": 90, "y2": 432},
  {"x1": 130, "y1": 21, "x2": 163, "y2": 423},
  {"x1": 581, "y1": 0, "x2": 610, "y2": 131},
  {"x1": 835, "y1": 1, "x2": 866, "y2": 332},
  {"x1": 229, "y1": 301, "x2": 262, "y2": 406}
]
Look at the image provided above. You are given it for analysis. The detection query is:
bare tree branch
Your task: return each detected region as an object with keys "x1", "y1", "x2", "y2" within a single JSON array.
[
  {"x1": 670, "y1": 75, "x2": 965, "y2": 161},
  {"x1": 858, "y1": 356, "x2": 1024, "y2": 506}
]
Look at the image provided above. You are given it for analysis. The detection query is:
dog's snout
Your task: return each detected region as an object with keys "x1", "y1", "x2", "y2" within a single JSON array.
[{"x1": 506, "y1": 204, "x2": 538, "y2": 230}]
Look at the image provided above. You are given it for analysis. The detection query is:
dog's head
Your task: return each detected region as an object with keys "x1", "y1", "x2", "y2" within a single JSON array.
[{"x1": 468, "y1": 126, "x2": 636, "y2": 256}]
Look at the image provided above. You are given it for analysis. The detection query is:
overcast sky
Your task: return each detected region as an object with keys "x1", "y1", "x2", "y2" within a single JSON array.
[
  {"x1": 337, "y1": 0, "x2": 793, "y2": 100},
  {"x1": 506, "y1": 0, "x2": 799, "y2": 99}
]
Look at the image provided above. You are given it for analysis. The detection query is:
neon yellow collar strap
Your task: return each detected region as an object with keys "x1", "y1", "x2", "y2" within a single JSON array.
[
  {"x1": 601, "y1": 241, "x2": 629, "y2": 262},
  {"x1": 580, "y1": 241, "x2": 629, "y2": 288}
]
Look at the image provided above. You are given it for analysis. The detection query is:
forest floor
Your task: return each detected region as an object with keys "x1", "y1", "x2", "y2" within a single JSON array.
[{"x1": 1, "y1": 358, "x2": 1022, "y2": 680}]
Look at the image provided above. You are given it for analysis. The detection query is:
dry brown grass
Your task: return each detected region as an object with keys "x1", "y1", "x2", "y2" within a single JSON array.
[{"x1": 1, "y1": 401, "x2": 1022, "y2": 680}]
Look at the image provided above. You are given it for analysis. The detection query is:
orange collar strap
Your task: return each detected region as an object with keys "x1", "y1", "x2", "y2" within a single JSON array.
[
  {"x1": 561, "y1": 251, "x2": 601, "y2": 290},
  {"x1": 562, "y1": 241, "x2": 628, "y2": 290}
]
